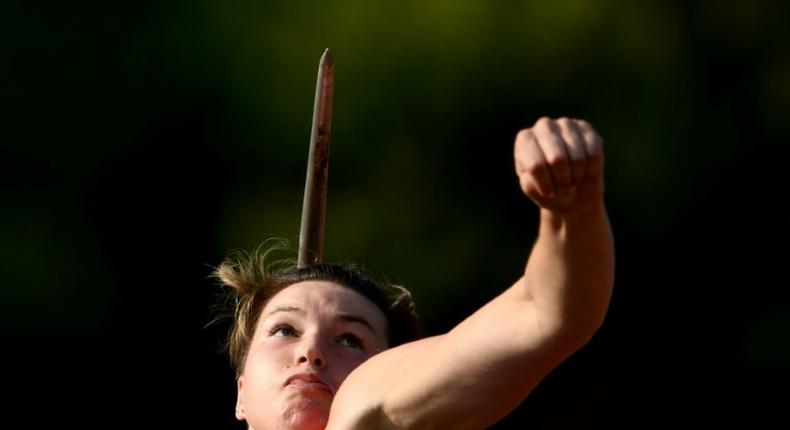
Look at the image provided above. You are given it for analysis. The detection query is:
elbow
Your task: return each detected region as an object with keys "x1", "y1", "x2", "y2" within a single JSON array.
[
  {"x1": 559, "y1": 312, "x2": 608, "y2": 350},
  {"x1": 541, "y1": 304, "x2": 608, "y2": 352},
  {"x1": 530, "y1": 309, "x2": 606, "y2": 358}
]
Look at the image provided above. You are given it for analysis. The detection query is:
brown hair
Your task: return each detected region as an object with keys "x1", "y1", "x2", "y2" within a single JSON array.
[{"x1": 212, "y1": 242, "x2": 420, "y2": 377}]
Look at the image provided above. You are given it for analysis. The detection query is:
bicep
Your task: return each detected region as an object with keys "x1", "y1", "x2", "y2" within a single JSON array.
[{"x1": 331, "y1": 281, "x2": 581, "y2": 430}]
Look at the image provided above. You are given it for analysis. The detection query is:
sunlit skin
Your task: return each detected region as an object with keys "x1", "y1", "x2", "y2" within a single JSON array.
[
  {"x1": 322, "y1": 117, "x2": 614, "y2": 429},
  {"x1": 235, "y1": 281, "x2": 389, "y2": 430},
  {"x1": 232, "y1": 117, "x2": 614, "y2": 429}
]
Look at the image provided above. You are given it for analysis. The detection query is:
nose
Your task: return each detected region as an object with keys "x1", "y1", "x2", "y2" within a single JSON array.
[{"x1": 296, "y1": 334, "x2": 327, "y2": 369}]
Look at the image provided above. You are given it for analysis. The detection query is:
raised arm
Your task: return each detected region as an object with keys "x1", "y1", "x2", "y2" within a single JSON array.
[
  {"x1": 327, "y1": 117, "x2": 615, "y2": 430},
  {"x1": 514, "y1": 117, "x2": 614, "y2": 341}
]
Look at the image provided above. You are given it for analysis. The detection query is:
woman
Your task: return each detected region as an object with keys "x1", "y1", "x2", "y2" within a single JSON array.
[{"x1": 214, "y1": 116, "x2": 615, "y2": 429}]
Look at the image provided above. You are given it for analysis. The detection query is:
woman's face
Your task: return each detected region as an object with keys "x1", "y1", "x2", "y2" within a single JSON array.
[{"x1": 236, "y1": 280, "x2": 389, "y2": 430}]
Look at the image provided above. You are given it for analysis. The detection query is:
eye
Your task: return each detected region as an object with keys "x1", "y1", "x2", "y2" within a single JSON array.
[
  {"x1": 337, "y1": 333, "x2": 364, "y2": 350},
  {"x1": 270, "y1": 324, "x2": 299, "y2": 337}
]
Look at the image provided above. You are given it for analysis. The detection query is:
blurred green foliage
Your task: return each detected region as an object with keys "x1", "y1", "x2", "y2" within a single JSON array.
[{"x1": 2, "y1": 0, "x2": 788, "y2": 341}]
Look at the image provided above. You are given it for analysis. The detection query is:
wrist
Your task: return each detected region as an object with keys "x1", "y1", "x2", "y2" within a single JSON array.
[{"x1": 540, "y1": 200, "x2": 608, "y2": 234}]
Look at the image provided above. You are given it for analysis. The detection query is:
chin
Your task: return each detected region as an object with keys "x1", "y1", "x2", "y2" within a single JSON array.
[{"x1": 282, "y1": 399, "x2": 330, "y2": 430}]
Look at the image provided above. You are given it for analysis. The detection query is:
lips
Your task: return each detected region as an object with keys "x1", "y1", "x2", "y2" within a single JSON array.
[{"x1": 284, "y1": 373, "x2": 333, "y2": 395}]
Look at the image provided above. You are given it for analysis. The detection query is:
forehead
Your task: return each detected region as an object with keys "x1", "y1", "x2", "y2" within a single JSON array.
[{"x1": 262, "y1": 280, "x2": 387, "y2": 331}]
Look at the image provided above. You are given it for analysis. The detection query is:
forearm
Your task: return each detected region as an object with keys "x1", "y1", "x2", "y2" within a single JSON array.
[{"x1": 522, "y1": 201, "x2": 615, "y2": 342}]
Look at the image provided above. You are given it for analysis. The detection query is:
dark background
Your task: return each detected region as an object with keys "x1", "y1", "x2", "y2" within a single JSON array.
[{"x1": 3, "y1": 1, "x2": 788, "y2": 427}]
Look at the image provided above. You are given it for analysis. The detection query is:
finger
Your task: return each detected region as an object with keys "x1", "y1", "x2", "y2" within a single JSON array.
[
  {"x1": 533, "y1": 117, "x2": 573, "y2": 193},
  {"x1": 514, "y1": 128, "x2": 555, "y2": 199},
  {"x1": 574, "y1": 119, "x2": 604, "y2": 183},
  {"x1": 557, "y1": 117, "x2": 587, "y2": 189}
]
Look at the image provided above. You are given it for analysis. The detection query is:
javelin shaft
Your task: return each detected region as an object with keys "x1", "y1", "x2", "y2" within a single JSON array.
[{"x1": 298, "y1": 49, "x2": 334, "y2": 268}]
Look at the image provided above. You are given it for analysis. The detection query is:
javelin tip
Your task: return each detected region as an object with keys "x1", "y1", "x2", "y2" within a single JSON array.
[{"x1": 320, "y1": 48, "x2": 333, "y2": 68}]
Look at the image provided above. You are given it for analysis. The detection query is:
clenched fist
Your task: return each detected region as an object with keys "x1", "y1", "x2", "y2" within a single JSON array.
[{"x1": 514, "y1": 117, "x2": 605, "y2": 214}]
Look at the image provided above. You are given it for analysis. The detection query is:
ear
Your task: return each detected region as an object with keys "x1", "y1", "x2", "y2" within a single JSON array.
[{"x1": 235, "y1": 376, "x2": 246, "y2": 421}]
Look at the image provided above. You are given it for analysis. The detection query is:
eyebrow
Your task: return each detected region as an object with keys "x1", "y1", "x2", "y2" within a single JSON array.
[
  {"x1": 337, "y1": 313, "x2": 377, "y2": 335},
  {"x1": 266, "y1": 306, "x2": 379, "y2": 335}
]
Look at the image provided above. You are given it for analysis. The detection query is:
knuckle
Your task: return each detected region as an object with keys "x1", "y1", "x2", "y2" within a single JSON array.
[
  {"x1": 535, "y1": 116, "x2": 553, "y2": 129},
  {"x1": 515, "y1": 129, "x2": 532, "y2": 143},
  {"x1": 567, "y1": 134, "x2": 585, "y2": 148}
]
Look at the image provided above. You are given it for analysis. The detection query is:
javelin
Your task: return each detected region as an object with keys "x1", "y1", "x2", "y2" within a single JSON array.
[{"x1": 297, "y1": 48, "x2": 334, "y2": 268}]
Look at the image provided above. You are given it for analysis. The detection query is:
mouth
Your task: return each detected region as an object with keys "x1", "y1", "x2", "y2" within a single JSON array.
[{"x1": 285, "y1": 373, "x2": 334, "y2": 396}]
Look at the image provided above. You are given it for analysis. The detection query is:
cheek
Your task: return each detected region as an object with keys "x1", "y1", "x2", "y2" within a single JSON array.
[{"x1": 244, "y1": 345, "x2": 294, "y2": 392}]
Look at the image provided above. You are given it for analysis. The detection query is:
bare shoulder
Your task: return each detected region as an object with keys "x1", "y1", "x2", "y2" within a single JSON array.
[{"x1": 325, "y1": 336, "x2": 444, "y2": 430}]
